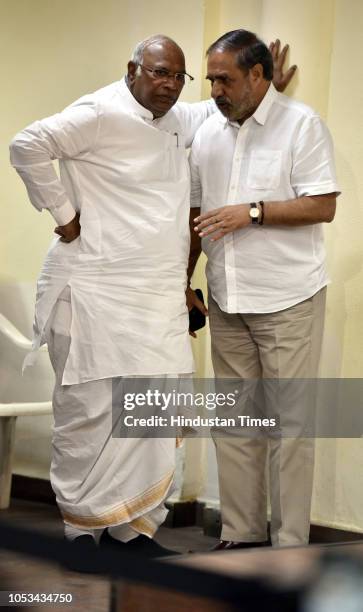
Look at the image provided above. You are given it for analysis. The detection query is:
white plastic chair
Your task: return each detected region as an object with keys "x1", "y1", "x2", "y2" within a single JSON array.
[{"x1": 0, "y1": 313, "x2": 52, "y2": 508}]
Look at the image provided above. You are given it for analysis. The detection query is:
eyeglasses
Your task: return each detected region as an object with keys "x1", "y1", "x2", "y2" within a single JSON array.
[{"x1": 137, "y1": 64, "x2": 194, "y2": 84}]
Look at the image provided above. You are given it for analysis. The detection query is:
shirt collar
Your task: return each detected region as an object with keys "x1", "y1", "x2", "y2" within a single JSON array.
[
  {"x1": 221, "y1": 82, "x2": 278, "y2": 128},
  {"x1": 118, "y1": 77, "x2": 154, "y2": 121},
  {"x1": 253, "y1": 82, "x2": 278, "y2": 125}
]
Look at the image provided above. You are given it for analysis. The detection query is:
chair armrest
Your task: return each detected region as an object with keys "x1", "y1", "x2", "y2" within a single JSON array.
[
  {"x1": 0, "y1": 313, "x2": 47, "y2": 352},
  {"x1": 0, "y1": 402, "x2": 53, "y2": 417}
]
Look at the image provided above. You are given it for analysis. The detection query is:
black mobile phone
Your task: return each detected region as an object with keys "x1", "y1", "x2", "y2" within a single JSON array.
[{"x1": 189, "y1": 288, "x2": 206, "y2": 332}]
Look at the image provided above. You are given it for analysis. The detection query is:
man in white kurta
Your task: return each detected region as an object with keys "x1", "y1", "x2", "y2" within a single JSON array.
[{"x1": 10, "y1": 36, "x2": 214, "y2": 552}]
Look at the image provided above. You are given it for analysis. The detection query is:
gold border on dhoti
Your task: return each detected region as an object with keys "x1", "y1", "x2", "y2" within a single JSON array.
[
  {"x1": 61, "y1": 470, "x2": 174, "y2": 529},
  {"x1": 130, "y1": 515, "x2": 155, "y2": 537}
]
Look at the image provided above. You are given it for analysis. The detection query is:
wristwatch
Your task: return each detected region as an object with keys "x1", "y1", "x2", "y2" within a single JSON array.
[{"x1": 249, "y1": 202, "x2": 260, "y2": 224}]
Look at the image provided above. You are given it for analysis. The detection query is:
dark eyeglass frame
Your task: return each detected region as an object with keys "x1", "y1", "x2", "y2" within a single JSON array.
[{"x1": 137, "y1": 63, "x2": 194, "y2": 84}]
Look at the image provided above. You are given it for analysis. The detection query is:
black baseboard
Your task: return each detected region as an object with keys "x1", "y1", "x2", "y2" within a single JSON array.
[
  {"x1": 11, "y1": 475, "x2": 363, "y2": 544},
  {"x1": 200, "y1": 504, "x2": 363, "y2": 544},
  {"x1": 11, "y1": 474, "x2": 56, "y2": 506}
]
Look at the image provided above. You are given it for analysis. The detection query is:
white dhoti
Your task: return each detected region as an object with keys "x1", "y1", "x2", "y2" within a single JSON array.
[{"x1": 46, "y1": 290, "x2": 182, "y2": 539}]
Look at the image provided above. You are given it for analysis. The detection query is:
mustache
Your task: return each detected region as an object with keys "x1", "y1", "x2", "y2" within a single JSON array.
[
  {"x1": 215, "y1": 96, "x2": 231, "y2": 106},
  {"x1": 158, "y1": 94, "x2": 177, "y2": 101}
]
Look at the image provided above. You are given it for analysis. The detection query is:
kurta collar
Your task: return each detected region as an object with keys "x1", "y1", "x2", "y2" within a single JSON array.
[{"x1": 119, "y1": 77, "x2": 154, "y2": 121}]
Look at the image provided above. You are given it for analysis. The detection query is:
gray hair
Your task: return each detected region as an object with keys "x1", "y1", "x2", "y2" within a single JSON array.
[{"x1": 130, "y1": 34, "x2": 183, "y2": 64}]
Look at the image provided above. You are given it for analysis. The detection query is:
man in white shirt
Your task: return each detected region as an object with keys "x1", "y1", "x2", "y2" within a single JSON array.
[{"x1": 188, "y1": 29, "x2": 339, "y2": 549}]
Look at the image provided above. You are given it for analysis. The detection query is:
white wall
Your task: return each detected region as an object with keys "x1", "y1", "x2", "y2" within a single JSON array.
[
  {"x1": 0, "y1": 0, "x2": 206, "y2": 479},
  {"x1": 2, "y1": 0, "x2": 363, "y2": 531},
  {"x1": 196, "y1": 0, "x2": 363, "y2": 532}
]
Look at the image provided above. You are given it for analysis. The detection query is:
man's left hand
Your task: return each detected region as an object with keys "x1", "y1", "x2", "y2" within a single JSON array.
[
  {"x1": 186, "y1": 286, "x2": 208, "y2": 338},
  {"x1": 270, "y1": 39, "x2": 297, "y2": 92},
  {"x1": 194, "y1": 205, "x2": 250, "y2": 241}
]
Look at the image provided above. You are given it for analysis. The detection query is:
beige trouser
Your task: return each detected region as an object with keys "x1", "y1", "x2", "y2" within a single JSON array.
[{"x1": 209, "y1": 288, "x2": 326, "y2": 547}]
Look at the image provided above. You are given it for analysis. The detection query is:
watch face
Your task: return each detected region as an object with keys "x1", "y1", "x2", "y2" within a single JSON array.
[{"x1": 249, "y1": 208, "x2": 260, "y2": 219}]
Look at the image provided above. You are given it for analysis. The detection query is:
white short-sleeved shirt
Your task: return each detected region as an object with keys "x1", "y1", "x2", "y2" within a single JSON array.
[
  {"x1": 190, "y1": 83, "x2": 340, "y2": 314},
  {"x1": 10, "y1": 79, "x2": 215, "y2": 384}
]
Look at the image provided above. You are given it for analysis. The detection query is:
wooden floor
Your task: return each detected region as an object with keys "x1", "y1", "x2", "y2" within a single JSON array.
[
  {"x1": 0, "y1": 499, "x2": 217, "y2": 612},
  {"x1": 1, "y1": 500, "x2": 363, "y2": 612}
]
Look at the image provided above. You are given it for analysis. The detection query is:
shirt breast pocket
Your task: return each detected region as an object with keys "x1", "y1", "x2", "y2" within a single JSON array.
[{"x1": 247, "y1": 150, "x2": 282, "y2": 190}]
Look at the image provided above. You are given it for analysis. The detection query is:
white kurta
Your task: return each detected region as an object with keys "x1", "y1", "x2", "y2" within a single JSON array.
[{"x1": 10, "y1": 79, "x2": 215, "y2": 384}]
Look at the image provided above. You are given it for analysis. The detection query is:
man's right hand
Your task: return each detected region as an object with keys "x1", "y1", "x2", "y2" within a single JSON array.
[{"x1": 54, "y1": 212, "x2": 81, "y2": 242}]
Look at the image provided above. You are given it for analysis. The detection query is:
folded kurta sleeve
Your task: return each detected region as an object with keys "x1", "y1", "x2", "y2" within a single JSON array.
[{"x1": 9, "y1": 101, "x2": 100, "y2": 225}]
